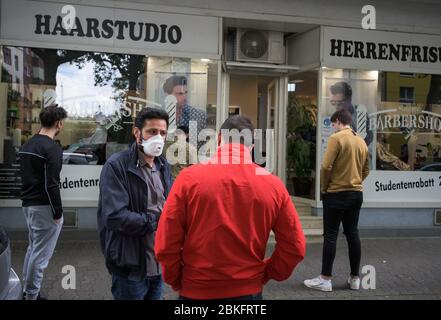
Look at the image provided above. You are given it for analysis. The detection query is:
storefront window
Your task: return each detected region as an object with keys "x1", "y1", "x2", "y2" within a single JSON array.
[
  {"x1": 286, "y1": 71, "x2": 318, "y2": 199},
  {"x1": 320, "y1": 69, "x2": 378, "y2": 169},
  {"x1": 320, "y1": 68, "x2": 441, "y2": 174},
  {"x1": 0, "y1": 46, "x2": 218, "y2": 199},
  {"x1": 377, "y1": 72, "x2": 441, "y2": 171},
  {"x1": 145, "y1": 56, "x2": 218, "y2": 178},
  {"x1": 319, "y1": 68, "x2": 441, "y2": 203}
]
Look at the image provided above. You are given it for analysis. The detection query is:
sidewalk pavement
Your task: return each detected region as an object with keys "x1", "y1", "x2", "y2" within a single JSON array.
[{"x1": 10, "y1": 237, "x2": 441, "y2": 300}]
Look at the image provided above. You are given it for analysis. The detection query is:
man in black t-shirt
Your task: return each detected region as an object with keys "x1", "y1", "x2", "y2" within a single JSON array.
[{"x1": 19, "y1": 105, "x2": 67, "y2": 300}]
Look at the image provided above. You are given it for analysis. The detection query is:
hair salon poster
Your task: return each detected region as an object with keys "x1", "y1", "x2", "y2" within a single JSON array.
[{"x1": 320, "y1": 69, "x2": 377, "y2": 165}]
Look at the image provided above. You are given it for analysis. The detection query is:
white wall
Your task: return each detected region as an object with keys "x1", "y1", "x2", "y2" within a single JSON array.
[{"x1": 287, "y1": 27, "x2": 320, "y2": 68}]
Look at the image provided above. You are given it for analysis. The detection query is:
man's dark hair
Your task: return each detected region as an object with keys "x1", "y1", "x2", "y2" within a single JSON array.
[
  {"x1": 177, "y1": 125, "x2": 189, "y2": 135},
  {"x1": 163, "y1": 75, "x2": 187, "y2": 94},
  {"x1": 330, "y1": 81, "x2": 352, "y2": 100},
  {"x1": 135, "y1": 107, "x2": 169, "y2": 129},
  {"x1": 177, "y1": 125, "x2": 189, "y2": 142},
  {"x1": 330, "y1": 109, "x2": 353, "y2": 125},
  {"x1": 220, "y1": 115, "x2": 254, "y2": 147},
  {"x1": 39, "y1": 105, "x2": 67, "y2": 128}
]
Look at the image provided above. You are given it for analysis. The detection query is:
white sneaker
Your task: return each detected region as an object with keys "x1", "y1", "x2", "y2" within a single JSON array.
[
  {"x1": 304, "y1": 276, "x2": 332, "y2": 292},
  {"x1": 347, "y1": 276, "x2": 360, "y2": 290}
]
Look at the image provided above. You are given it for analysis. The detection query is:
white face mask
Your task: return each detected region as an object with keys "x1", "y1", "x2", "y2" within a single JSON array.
[{"x1": 141, "y1": 134, "x2": 165, "y2": 157}]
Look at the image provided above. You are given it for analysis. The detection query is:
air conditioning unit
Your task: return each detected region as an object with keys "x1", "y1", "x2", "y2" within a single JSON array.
[{"x1": 234, "y1": 29, "x2": 285, "y2": 64}]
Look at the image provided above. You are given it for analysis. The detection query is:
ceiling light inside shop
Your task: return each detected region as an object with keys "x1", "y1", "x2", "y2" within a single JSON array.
[
  {"x1": 201, "y1": 58, "x2": 211, "y2": 62},
  {"x1": 288, "y1": 83, "x2": 296, "y2": 92}
]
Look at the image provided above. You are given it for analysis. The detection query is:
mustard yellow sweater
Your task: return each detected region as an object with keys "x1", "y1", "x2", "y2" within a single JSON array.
[{"x1": 321, "y1": 128, "x2": 370, "y2": 193}]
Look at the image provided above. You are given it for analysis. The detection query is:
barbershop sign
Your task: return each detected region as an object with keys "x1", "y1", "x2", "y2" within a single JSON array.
[
  {"x1": 370, "y1": 110, "x2": 441, "y2": 132},
  {"x1": 323, "y1": 26, "x2": 441, "y2": 74},
  {"x1": 0, "y1": 0, "x2": 219, "y2": 55}
]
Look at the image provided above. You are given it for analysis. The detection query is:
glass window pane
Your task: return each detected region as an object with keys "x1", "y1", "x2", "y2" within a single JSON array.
[
  {"x1": 0, "y1": 46, "x2": 218, "y2": 199},
  {"x1": 145, "y1": 56, "x2": 218, "y2": 179},
  {"x1": 286, "y1": 71, "x2": 318, "y2": 199},
  {"x1": 378, "y1": 72, "x2": 441, "y2": 171},
  {"x1": 320, "y1": 69, "x2": 377, "y2": 172}
]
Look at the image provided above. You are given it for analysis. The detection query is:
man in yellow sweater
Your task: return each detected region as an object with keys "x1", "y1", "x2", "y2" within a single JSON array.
[{"x1": 304, "y1": 109, "x2": 369, "y2": 292}]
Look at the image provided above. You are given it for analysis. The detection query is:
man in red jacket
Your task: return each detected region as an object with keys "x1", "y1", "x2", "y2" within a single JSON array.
[{"x1": 155, "y1": 115, "x2": 306, "y2": 300}]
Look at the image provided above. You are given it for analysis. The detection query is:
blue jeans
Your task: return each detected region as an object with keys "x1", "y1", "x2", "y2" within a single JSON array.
[{"x1": 111, "y1": 274, "x2": 163, "y2": 300}]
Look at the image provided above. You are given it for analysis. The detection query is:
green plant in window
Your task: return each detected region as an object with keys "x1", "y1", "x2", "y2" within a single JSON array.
[
  {"x1": 286, "y1": 95, "x2": 316, "y2": 197},
  {"x1": 287, "y1": 135, "x2": 311, "y2": 178}
]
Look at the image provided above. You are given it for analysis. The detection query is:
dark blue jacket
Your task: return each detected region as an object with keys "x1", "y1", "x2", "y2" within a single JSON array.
[{"x1": 97, "y1": 142, "x2": 172, "y2": 280}]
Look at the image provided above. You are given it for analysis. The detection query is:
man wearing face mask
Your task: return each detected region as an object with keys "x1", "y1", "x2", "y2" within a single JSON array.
[
  {"x1": 19, "y1": 104, "x2": 67, "y2": 300},
  {"x1": 97, "y1": 107, "x2": 172, "y2": 300}
]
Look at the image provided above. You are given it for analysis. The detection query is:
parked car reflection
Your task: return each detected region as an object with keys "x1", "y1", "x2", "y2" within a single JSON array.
[
  {"x1": 62, "y1": 144, "x2": 101, "y2": 165},
  {"x1": 0, "y1": 225, "x2": 22, "y2": 300},
  {"x1": 419, "y1": 163, "x2": 441, "y2": 171}
]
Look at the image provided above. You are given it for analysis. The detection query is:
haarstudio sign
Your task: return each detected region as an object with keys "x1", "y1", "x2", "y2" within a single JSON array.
[
  {"x1": 34, "y1": 14, "x2": 183, "y2": 45},
  {"x1": 0, "y1": 0, "x2": 219, "y2": 55}
]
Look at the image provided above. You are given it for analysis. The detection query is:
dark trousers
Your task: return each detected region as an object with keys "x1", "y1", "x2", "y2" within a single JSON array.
[
  {"x1": 179, "y1": 292, "x2": 263, "y2": 300},
  {"x1": 321, "y1": 191, "x2": 363, "y2": 277}
]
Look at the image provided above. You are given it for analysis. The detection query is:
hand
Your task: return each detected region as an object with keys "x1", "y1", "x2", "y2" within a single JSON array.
[
  {"x1": 54, "y1": 218, "x2": 63, "y2": 225},
  {"x1": 146, "y1": 213, "x2": 158, "y2": 233}
]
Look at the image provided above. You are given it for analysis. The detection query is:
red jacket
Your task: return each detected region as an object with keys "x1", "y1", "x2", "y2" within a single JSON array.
[{"x1": 155, "y1": 143, "x2": 306, "y2": 299}]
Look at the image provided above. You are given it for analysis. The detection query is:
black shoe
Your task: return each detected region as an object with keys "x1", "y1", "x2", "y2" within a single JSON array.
[
  {"x1": 36, "y1": 294, "x2": 48, "y2": 300},
  {"x1": 22, "y1": 293, "x2": 48, "y2": 300}
]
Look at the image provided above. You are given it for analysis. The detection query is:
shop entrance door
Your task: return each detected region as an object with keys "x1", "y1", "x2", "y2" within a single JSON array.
[
  {"x1": 227, "y1": 73, "x2": 286, "y2": 178},
  {"x1": 265, "y1": 79, "x2": 278, "y2": 171}
]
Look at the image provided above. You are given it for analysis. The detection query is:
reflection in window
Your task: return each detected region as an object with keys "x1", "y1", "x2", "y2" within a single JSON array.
[
  {"x1": 0, "y1": 46, "x2": 218, "y2": 198},
  {"x1": 321, "y1": 69, "x2": 377, "y2": 172},
  {"x1": 145, "y1": 57, "x2": 218, "y2": 178},
  {"x1": 399, "y1": 73, "x2": 415, "y2": 78},
  {"x1": 399, "y1": 87, "x2": 415, "y2": 103},
  {"x1": 320, "y1": 70, "x2": 441, "y2": 173},
  {"x1": 286, "y1": 71, "x2": 318, "y2": 199},
  {"x1": 377, "y1": 72, "x2": 441, "y2": 171}
]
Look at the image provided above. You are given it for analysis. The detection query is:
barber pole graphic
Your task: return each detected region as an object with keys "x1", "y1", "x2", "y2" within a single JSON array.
[
  {"x1": 356, "y1": 104, "x2": 368, "y2": 139},
  {"x1": 164, "y1": 94, "x2": 178, "y2": 130},
  {"x1": 43, "y1": 89, "x2": 57, "y2": 107}
]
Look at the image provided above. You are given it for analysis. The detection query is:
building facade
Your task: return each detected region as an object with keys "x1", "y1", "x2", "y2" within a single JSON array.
[{"x1": 0, "y1": 0, "x2": 440, "y2": 235}]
